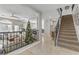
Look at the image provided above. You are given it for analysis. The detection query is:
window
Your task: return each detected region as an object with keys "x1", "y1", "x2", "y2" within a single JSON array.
[{"x1": 14, "y1": 25, "x2": 20, "y2": 31}]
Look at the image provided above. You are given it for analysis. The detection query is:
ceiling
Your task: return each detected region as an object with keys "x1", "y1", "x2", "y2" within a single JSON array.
[
  {"x1": 27, "y1": 4, "x2": 72, "y2": 13},
  {"x1": 0, "y1": 4, "x2": 38, "y2": 18},
  {"x1": 0, "y1": 4, "x2": 72, "y2": 20}
]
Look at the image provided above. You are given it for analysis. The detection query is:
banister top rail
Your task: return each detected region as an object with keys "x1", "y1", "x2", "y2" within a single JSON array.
[
  {"x1": 0, "y1": 30, "x2": 38, "y2": 34},
  {"x1": 0, "y1": 31, "x2": 25, "y2": 34}
]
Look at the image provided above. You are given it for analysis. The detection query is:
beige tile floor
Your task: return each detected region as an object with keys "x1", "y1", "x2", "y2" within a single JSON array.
[{"x1": 18, "y1": 36, "x2": 79, "y2": 55}]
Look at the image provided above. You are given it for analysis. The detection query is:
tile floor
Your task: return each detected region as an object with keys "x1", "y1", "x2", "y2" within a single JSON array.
[{"x1": 18, "y1": 36, "x2": 79, "y2": 55}]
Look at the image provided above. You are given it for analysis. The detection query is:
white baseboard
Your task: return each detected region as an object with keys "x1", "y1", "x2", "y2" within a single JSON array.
[{"x1": 7, "y1": 41, "x2": 40, "y2": 55}]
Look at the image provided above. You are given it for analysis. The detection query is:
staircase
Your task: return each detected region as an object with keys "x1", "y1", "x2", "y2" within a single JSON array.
[{"x1": 58, "y1": 15, "x2": 79, "y2": 52}]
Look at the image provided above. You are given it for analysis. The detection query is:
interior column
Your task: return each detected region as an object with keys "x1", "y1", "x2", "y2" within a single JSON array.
[{"x1": 37, "y1": 13, "x2": 42, "y2": 41}]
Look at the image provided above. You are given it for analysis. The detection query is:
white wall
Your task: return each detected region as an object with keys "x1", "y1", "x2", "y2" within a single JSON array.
[
  {"x1": 0, "y1": 23, "x2": 8, "y2": 32},
  {"x1": 42, "y1": 11, "x2": 59, "y2": 32},
  {"x1": 42, "y1": 11, "x2": 59, "y2": 41},
  {"x1": 23, "y1": 17, "x2": 38, "y2": 30},
  {"x1": 0, "y1": 4, "x2": 39, "y2": 18},
  {"x1": 0, "y1": 4, "x2": 40, "y2": 32},
  {"x1": 50, "y1": 17, "x2": 58, "y2": 32},
  {"x1": 72, "y1": 4, "x2": 79, "y2": 41},
  {"x1": 62, "y1": 6, "x2": 72, "y2": 16}
]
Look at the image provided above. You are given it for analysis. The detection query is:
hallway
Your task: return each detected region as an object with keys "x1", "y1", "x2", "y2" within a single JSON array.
[
  {"x1": 18, "y1": 36, "x2": 79, "y2": 55},
  {"x1": 0, "y1": 4, "x2": 78, "y2": 55}
]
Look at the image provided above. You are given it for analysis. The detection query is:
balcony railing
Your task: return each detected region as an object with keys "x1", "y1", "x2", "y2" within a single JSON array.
[{"x1": 0, "y1": 30, "x2": 38, "y2": 54}]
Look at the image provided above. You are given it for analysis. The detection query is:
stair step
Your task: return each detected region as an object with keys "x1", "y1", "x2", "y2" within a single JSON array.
[
  {"x1": 62, "y1": 21, "x2": 73, "y2": 22},
  {"x1": 59, "y1": 35, "x2": 77, "y2": 40},
  {"x1": 60, "y1": 31, "x2": 76, "y2": 34},
  {"x1": 61, "y1": 22, "x2": 73, "y2": 23},
  {"x1": 60, "y1": 33, "x2": 76, "y2": 37},
  {"x1": 61, "y1": 28, "x2": 75, "y2": 30},
  {"x1": 60, "y1": 32, "x2": 76, "y2": 36},
  {"x1": 62, "y1": 20, "x2": 73, "y2": 22},
  {"x1": 61, "y1": 22, "x2": 73, "y2": 24},
  {"x1": 58, "y1": 15, "x2": 78, "y2": 52},
  {"x1": 60, "y1": 30, "x2": 75, "y2": 33},
  {"x1": 59, "y1": 36, "x2": 77, "y2": 41},
  {"x1": 59, "y1": 37, "x2": 77, "y2": 41},
  {"x1": 60, "y1": 29, "x2": 75, "y2": 31},
  {"x1": 62, "y1": 21, "x2": 73, "y2": 23},
  {"x1": 58, "y1": 41, "x2": 79, "y2": 52},
  {"x1": 61, "y1": 25, "x2": 74, "y2": 27},
  {"x1": 58, "y1": 39, "x2": 78, "y2": 45},
  {"x1": 59, "y1": 34, "x2": 76, "y2": 37},
  {"x1": 60, "y1": 31, "x2": 75, "y2": 34},
  {"x1": 61, "y1": 26, "x2": 74, "y2": 28}
]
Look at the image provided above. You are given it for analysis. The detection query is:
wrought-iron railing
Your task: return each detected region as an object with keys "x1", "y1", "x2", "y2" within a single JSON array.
[
  {"x1": 0, "y1": 30, "x2": 38, "y2": 54},
  {"x1": 54, "y1": 8, "x2": 62, "y2": 46},
  {"x1": 55, "y1": 17, "x2": 62, "y2": 46}
]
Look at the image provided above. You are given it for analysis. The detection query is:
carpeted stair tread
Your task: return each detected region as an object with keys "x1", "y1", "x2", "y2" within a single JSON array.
[{"x1": 58, "y1": 15, "x2": 78, "y2": 52}]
